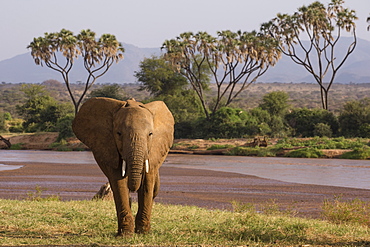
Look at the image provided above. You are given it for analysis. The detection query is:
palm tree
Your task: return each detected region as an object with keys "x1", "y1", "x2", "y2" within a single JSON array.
[
  {"x1": 162, "y1": 30, "x2": 280, "y2": 119},
  {"x1": 262, "y1": 0, "x2": 357, "y2": 110},
  {"x1": 28, "y1": 29, "x2": 124, "y2": 114}
]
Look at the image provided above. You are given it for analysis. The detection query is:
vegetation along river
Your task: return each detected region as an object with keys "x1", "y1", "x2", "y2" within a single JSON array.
[{"x1": 0, "y1": 150, "x2": 369, "y2": 190}]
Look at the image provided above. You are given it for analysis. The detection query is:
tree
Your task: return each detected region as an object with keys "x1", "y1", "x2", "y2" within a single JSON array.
[
  {"x1": 262, "y1": 0, "x2": 357, "y2": 110},
  {"x1": 162, "y1": 30, "x2": 281, "y2": 119},
  {"x1": 339, "y1": 98, "x2": 370, "y2": 137},
  {"x1": 134, "y1": 56, "x2": 204, "y2": 137},
  {"x1": 135, "y1": 56, "x2": 189, "y2": 97},
  {"x1": 16, "y1": 84, "x2": 73, "y2": 132},
  {"x1": 28, "y1": 29, "x2": 124, "y2": 114},
  {"x1": 0, "y1": 112, "x2": 6, "y2": 132},
  {"x1": 285, "y1": 108, "x2": 339, "y2": 137},
  {"x1": 259, "y1": 91, "x2": 289, "y2": 116},
  {"x1": 194, "y1": 107, "x2": 258, "y2": 138},
  {"x1": 88, "y1": 84, "x2": 126, "y2": 100}
]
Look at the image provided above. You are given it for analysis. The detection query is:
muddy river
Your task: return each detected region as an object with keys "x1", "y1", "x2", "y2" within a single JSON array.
[{"x1": 0, "y1": 150, "x2": 369, "y2": 190}]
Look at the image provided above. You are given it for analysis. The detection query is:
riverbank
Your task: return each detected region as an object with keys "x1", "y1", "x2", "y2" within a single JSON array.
[{"x1": 1, "y1": 132, "x2": 368, "y2": 159}]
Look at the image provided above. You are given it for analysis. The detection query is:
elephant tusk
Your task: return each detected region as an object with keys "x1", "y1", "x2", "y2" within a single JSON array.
[
  {"x1": 145, "y1": 159, "x2": 149, "y2": 173},
  {"x1": 122, "y1": 160, "x2": 126, "y2": 177}
]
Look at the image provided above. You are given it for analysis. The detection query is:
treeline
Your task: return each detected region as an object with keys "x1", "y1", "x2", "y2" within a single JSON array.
[
  {"x1": 173, "y1": 91, "x2": 370, "y2": 139},
  {"x1": 1, "y1": 81, "x2": 370, "y2": 140}
]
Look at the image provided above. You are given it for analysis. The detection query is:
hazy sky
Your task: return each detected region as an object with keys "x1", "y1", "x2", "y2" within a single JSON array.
[{"x1": 1, "y1": 0, "x2": 369, "y2": 61}]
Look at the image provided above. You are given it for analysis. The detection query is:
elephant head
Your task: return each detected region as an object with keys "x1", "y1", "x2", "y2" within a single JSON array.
[{"x1": 72, "y1": 97, "x2": 174, "y2": 234}]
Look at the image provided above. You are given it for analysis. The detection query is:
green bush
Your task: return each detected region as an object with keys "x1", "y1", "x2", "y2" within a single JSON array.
[
  {"x1": 9, "y1": 143, "x2": 25, "y2": 150},
  {"x1": 207, "y1": 144, "x2": 235, "y2": 150},
  {"x1": 192, "y1": 107, "x2": 259, "y2": 138},
  {"x1": 276, "y1": 137, "x2": 368, "y2": 150},
  {"x1": 284, "y1": 147, "x2": 324, "y2": 158},
  {"x1": 285, "y1": 108, "x2": 338, "y2": 137},
  {"x1": 359, "y1": 123, "x2": 370, "y2": 138},
  {"x1": 7, "y1": 119, "x2": 24, "y2": 133},
  {"x1": 313, "y1": 123, "x2": 332, "y2": 137},
  {"x1": 340, "y1": 146, "x2": 370, "y2": 160},
  {"x1": 227, "y1": 147, "x2": 275, "y2": 157},
  {"x1": 0, "y1": 112, "x2": 5, "y2": 132},
  {"x1": 339, "y1": 98, "x2": 370, "y2": 137},
  {"x1": 56, "y1": 114, "x2": 74, "y2": 141}
]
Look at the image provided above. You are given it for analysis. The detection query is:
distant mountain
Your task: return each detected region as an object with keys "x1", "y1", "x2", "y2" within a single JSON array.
[
  {"x1": 0, "y1": 43, "x2": 160, "y2": 84},
  {"x1": 259, "y1": 37, "x2": 370, "y2": 83},
  {"x1": 0, "y1": 38, "x2": 370, "y2": 84}
]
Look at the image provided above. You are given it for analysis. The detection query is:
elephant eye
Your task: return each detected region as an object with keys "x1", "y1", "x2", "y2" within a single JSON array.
[
  {"x1": 117, "y1": 132, "x2": 122, "y2": 136},
  {"x1": 149, "y1": 132, "x2": 153, "y2": 136}
]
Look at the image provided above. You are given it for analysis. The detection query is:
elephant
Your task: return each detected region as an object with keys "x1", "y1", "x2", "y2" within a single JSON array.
[{"x1": 72, "y1": 97, "x2": 174, "y2": 235}]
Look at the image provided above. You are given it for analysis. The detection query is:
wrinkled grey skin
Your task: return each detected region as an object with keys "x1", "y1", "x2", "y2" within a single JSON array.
[{"x1": 72, "y1": 97, "x2": 174, "y2": 235}]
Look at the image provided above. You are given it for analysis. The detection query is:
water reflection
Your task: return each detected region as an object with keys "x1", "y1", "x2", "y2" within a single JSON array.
[
  {"x1": 0, "y1": 150, "x2": 369, "y2": 190},
  {"x1": 0, "y1": 164, "x2": 23, "y2": 171},
  {"x1": 0, "y1": 150, "x2": 95, "y2": 164}
]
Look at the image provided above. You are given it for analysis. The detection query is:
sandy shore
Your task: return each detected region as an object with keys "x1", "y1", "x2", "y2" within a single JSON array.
[{"x1": 1, "y1": 160, "x2": 369, "y2": 219}]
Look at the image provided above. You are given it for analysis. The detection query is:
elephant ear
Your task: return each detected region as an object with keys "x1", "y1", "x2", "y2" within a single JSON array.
[
  {"x1": 144, "y1": 101, "x2": 175, "y2": 168},
  {"x1": 72, "y1": 97, "x2": 126, "y2": 169}
]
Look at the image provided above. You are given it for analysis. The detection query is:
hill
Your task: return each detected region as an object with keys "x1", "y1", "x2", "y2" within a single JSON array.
[
  {"x1": 0, "y1": 43, "x2": 160, "y2": 84},
  {"x1": 0, "y1": 38, "x2": 370, "y2": 84}
]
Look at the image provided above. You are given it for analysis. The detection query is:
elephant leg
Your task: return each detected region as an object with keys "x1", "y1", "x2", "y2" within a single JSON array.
[
  {"x1": 153, "y1": 172, "x2": 160, "y2": 199},
  {"x1": 135, "y1": 171, "x2": 156, "y2": 233},
  {"x1": 109, "y1": 176, "x2": 135, "y2": 236}
]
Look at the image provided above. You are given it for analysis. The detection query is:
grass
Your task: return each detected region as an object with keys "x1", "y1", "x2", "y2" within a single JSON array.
[
  {"x1": 322, "y1": 196, "x2": 370, "y2": 227},
  {"x1": 207, "y1": 144, "x2": 235, "y2": 150},
  {"x1": 0, "y1": 199, "x2": 369, "y2": 246},
  {"x1": 284, "y1": 147, "x2": 325, "y2": 158}
]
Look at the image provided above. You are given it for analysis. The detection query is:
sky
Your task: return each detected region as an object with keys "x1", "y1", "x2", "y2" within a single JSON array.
[{"x1": 1, "y1": 0, "x2": 369, "y2": 61}]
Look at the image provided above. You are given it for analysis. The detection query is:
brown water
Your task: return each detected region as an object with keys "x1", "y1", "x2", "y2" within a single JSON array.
[{"x1": 0, "y1": 150, "x2": 369, "y2": 189}]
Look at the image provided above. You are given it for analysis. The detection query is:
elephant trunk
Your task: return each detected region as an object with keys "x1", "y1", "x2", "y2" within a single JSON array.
[{"x1": 126, "y1": 151, "x2": 146, "y2": 192}]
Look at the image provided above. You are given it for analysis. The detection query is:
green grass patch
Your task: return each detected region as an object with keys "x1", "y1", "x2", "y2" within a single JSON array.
[
  {"x1": 207, "y1": 144, "x2": 235, "y2": 150},
  {"x1": 322, "y1": 196, "x2": 370, "y2": 227},
  {"x1": 0, "y1": 199, "x2": 369, "y2": 246},
  {"x1": 9, "y1": 143, "x2": 25, "y2": 150},
  {"x1": 227, "y1": 146, "x2": 276, "y2": 157},
  {"x1": 284, "y1": 147, "x2": 325, "y2": 158}
]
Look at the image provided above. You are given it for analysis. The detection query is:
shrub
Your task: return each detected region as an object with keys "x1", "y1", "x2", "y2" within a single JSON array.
[
  {"x1": 0, "y1": 112, "x2": 6, "y2": 132},
  {"x1": 207, "y1": 144, "x2": 235, "y2": 150},
  {"x1": 227, "y1": 147, "x2": 275, "y2": 157},
  {"x1": 340, "y1": 146, "x2": 370, "y2": 160},
  {"x1": 193, "y1": 107, "x2": 259, "y2": 138},
  {"x1": 56, "y1": 114, "x2": 74, "y2": 141},
  {"x1": 8, "y1": 119, "x2": 24, "y2": 133},
  {"x1": 359, "y1": 123, "x2": 370, "y2": 138},
  {"x1": 9, "y1": 143, "x2": 25, "y2": 150},
  {"x1": 339, "y1": 98, "x2": 370, "y2": 137},
  {"x1": 285, "y1": 108, "x2": 338, "y2": 137},
  {"x1": 284, "y1": 147, "x2": 324, "y2": 158},
  {"x1": 313, "y1": 123, "x2": 332, "y2": 137}
]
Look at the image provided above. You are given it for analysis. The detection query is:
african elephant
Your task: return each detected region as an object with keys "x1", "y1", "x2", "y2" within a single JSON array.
[{"x1": 72, "y1": 97, "x2": 174, "y2": 235}]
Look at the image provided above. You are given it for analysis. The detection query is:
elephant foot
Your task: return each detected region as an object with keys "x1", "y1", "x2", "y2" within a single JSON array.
[
  {"x1": 135, "y1": 221, "x2": 151, "y2": 234},
  {"x1": 116, "y1": 230, "x2": 133, "y2": 237},
  {"x1": 117, "y1": 214, "x2": 135, "y2": 236}
]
